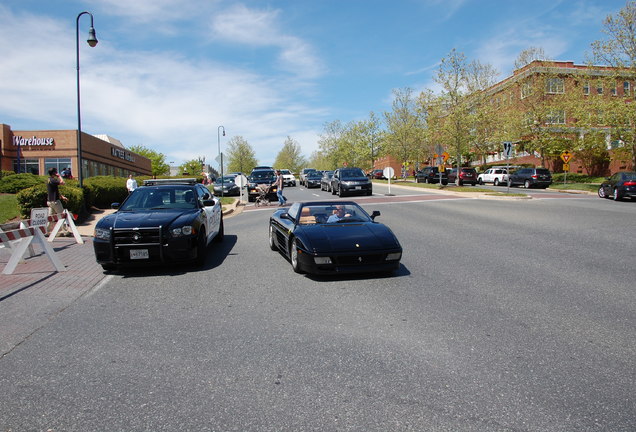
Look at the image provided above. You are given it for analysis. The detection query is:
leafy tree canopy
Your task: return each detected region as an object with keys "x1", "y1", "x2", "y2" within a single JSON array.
[{"x1": 128, "y1": 145, "x2": 170, "y2": 176}]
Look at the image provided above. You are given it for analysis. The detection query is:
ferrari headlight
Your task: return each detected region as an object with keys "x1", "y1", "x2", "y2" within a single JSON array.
[
  {"x1": 171, "y1": 225, "x2": 194, "y2": 237},
  {"x1": 94, "y1": 227, "x2": 111, "y2": 241},
  {"x1": 386, "y1": 252, "x2": 401, "y2": 261},
  {"x1": 314, "y1": 257, "x2": 332, "y2": 265}
]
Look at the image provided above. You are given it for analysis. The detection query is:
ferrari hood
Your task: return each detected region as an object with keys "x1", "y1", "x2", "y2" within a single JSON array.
[{"x1": 300, "y1": 223, "x2": 400, "y2": 253}]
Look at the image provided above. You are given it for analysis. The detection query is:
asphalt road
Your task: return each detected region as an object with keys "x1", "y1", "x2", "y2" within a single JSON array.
[{"x1": 1, "y1": 186, "x2": 634, "y2": 431}]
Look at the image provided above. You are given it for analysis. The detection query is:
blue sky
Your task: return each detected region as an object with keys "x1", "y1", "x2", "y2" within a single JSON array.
[{"x1": 0, "y1": 0, "x2": 627, "y2": 168}]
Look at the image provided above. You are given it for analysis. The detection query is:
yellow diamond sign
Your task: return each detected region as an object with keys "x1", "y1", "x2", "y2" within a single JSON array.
[{"x1": 561, "y1": 151, "x2": 572, "y2": 163}]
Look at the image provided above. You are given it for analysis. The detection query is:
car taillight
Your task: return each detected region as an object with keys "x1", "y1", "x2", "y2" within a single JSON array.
[
  {"x1": 624, "y1": 181, "x2": 636, "y2": 186},
  {"x1": 532, "y1": 174, "x2": 538, "y2": 179}
]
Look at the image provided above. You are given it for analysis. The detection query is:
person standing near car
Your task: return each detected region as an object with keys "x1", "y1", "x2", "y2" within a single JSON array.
[
  {"x1": 126, "y1": 174, "x2": 138, "y2": 194},
  {"x1": 275, "y1": 170, "x2": 287, "y2": 206},
  {"x1": 47, "y1": 167, "x2": 68, "y2": 233}
]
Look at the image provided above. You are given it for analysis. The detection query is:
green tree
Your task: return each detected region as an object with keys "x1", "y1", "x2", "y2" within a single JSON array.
[
  {"x1": 514, "y1": 46, "x2": 550, "y2": 70},
  {"x1": 316, "y1": 120, "x2": 346, "y2": 169},
  {"x1": 273, "y1": 136, "x2": 307, "y2": 174},
  {"x1": 307, "y1": 150, "x2": 332, "y2": 170},
  {"x1": 349, "y1": 112, "x2": 385, "y2": 170},
  {"x1": 180, "y1": 159, "x2": 204, "y2": 176},
  {"x1": 128, "y1": 145, "x2": 170, "y2": 176},
  {"x1": 505, "y1": 62, "x2": 571, "y2": 167},
  {"x1": 225, "y1": 136, "x2": 258, "y2": 174},
  {"x1": 384, "y1": 88, "x2": 425, "y2": 172},
  {"x1": 591, "y1": 0, "x2": 636, "y2": 169},
  {"x1": 433, "y1": 50, "x2": 474, "y2": 177}
]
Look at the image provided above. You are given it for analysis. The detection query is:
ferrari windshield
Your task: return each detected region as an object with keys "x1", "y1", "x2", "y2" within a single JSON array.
[
  {"x1": 297, "y1": 203, "x2": 371, "y2": 225},
  {"x1": 120, "y1": 187, "x2": 198, "y2": 211}
]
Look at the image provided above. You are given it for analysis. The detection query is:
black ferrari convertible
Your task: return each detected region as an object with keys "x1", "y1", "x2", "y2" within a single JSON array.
[{"x1": 268, "y1": 201, "x2": 402, "y2": 275}]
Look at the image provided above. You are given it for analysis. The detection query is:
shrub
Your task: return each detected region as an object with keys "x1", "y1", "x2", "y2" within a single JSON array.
[
  {"x1": 83, "y1": 176, "x2": 128, "y2": 209},
  {"x1": 0, "y1": 173, "x2": 45, "y2": 193},
  {"x1": 16, "y1": 184, "x2": 85, "y2": 219},
  {"x1": 551, "y1": 173, "x2": 604, "y2": 183},
  {"x1": 1, "y1": 170, "x2": 17, "y2": 179}
]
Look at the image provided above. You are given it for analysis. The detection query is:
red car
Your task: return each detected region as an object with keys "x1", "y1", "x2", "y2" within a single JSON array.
[
  {"x1": 368, "y1": 169, "x2": 385, "y2": 179},
  {"x1": 447, "y1": 168, "x2": 478, "y2": 186}
]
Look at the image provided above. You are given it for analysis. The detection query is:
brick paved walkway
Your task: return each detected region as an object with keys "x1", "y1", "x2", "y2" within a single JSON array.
[{"x1": 0, "y1": 237, "x2": 107, "y2": 356}]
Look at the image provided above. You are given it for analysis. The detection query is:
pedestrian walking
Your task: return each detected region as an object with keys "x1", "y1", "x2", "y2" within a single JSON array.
[
  {"x1": 47, "y1": 167, "x2": 68, "y2": 234},
  {"x1": 126, "y1": 174, "x2": 138, "y2": 194},
  {"x1": 275, "y1": 170, "x2": 287, "y2": 206}
]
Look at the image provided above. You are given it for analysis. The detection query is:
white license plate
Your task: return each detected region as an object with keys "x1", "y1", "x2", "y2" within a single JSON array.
[
  {"x1": 355, "y1": 186, "x2": 361, "y2": 190},
  {"x1": 130, "y1": 249, "x2": 149, "y2": 260}
]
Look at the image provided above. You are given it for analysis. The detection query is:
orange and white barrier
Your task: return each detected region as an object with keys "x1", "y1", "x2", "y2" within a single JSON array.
[
  {"x1": 0, "y1": 225, "x2": 66, "y2": 274},
  {"x1": 45, "y1": 210, "x2": 83, "y2": 244}
]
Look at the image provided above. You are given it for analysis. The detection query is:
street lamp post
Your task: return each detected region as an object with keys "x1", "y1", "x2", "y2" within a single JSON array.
[
  {"x1": 217, "y1": 126, "x2": 226, "y2": 197},
  {"x1": 76, "y1": 11, "x2": 98, "y2": 188}
]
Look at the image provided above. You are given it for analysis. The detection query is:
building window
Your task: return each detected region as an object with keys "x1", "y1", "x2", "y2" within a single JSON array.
[
  {"x1": 624, "y1": 81, "x2": 631, "y2": 96},
  {"x1": 611, "y1": 85, "x2": 617, "y2": 96},
  {"x1": 583, "y1": 82, "x2": 590, "y2": 95},
  {"x1": 521, "y1": 82, "x2": 533, "y2": 99},
  {"x1": 546, "y1": 77, "x2": 565, "y2": 94},
  {"x1": 45, "y1": 158, "x2": 72, "y2": 176},
  {"x1": 546, "y1": 110, "x2": 566, "y2": 125},
  {"x1": 597, "y1": 83, "x2": 603, "y2": 94},
  {"x1": 13, "y1": 159, "x2": 39, "y2": 175}
]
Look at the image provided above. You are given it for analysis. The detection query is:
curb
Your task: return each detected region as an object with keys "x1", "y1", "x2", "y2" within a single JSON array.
[
  {"x1": 373, "y1": 181, "x2": 597, "y2": 198},
  {"x1": 222, "y1": 199, "x2": 243, "y2": 217}
]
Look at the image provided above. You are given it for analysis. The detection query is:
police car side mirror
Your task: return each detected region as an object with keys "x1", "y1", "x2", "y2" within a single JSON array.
[
  {"x1": 111, "y1": 203, "x2": 120, "y2": 209},
  {"x1": 202, "y1": 199, "x2": 216, "y2": 207},
  {"x1": 371, "y1": 210, "x2": 380, "y2": 220}
]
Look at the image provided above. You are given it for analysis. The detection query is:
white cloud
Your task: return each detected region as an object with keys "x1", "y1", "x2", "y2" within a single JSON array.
[
  {"x1": 0, "y1": 4, "x2": 325, "y2": 166},
  {"x1": 209, "y1": 4, "x2": 325, "y2": 78}
]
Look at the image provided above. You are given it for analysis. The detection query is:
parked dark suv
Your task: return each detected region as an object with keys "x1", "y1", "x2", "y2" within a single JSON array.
[
  {"x1": 415, "y1": 167, "x2": 448, "y2": 185},
  {"x1": 331, "y1": 167, "x2": 372, "y2": 197},
  {"x1": 508, "y1": 168, "x2": 552, "y2": 189},
  {"x1": 447, "y1": 167, "x2": 477, "y2": 186}
]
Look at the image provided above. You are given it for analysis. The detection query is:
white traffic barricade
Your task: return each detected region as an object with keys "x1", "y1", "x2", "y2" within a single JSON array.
[
  {"x1": 1, "y1": 225, "x2": 66, "y2": 274},
  {"x1": 45, "y1": 209, "x2": 83, "y2": 244}
]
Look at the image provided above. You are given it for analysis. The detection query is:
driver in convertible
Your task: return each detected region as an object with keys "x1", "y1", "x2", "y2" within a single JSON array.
[{"x1": 327, "y1": 205, "x2": 351, "y2": 223}]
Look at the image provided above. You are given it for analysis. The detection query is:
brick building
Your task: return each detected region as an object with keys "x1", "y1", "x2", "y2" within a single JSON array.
[
  {"x1": 0, "y1": 123, "x2": 151, "y2": 178},
  {"x1": 473, "y1": 60, "x2": 634, "y2": 175},
  {"x1": 373, "y1": 60, "x2": 634, "y2": 176}
]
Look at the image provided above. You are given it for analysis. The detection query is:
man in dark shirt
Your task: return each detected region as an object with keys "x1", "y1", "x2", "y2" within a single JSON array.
[{"x1": 47, "y1": 168, "x2": 68, "y2": 233}]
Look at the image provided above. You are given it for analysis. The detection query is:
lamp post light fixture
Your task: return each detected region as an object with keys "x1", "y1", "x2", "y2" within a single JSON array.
[
  {"x1": 76, "y1": 11, "x2": 98, "y2": 188},
  {"x1": 217, "y1": 125, "x2": 226, "y2": 197}
]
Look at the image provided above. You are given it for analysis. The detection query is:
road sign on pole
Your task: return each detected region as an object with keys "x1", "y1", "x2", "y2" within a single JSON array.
[
  {"x1": 503, "y1": 142, "x2": 513, "y2": 192},
  {"x1": 383, "y1": 167, "x2": 395, "y2": 196},
  {"x1": 503, "y1": 142, "x2": 512, "y2": 158},
  {"x1": 560, "y1": 151, "x2": 572, "y2": 163}
]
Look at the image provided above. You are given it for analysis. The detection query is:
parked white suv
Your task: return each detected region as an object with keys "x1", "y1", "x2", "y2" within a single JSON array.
[
  {"x1": 278, "y1": 169, "x2": 297, "y2": 187},
  {"x1": 478, "y1": 167, "x2": 512, "y2": 186}
]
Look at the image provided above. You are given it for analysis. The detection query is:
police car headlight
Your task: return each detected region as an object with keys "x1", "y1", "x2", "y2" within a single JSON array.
[
  {"x1": 94, "y1": 228, "x2": 111, "y2": 241},
  {"x1": 171, "y1": 226, "x2": 194, "y2": 237}
]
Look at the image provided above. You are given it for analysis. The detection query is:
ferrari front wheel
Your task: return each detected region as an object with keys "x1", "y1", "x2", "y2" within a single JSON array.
[
  {"x1": 269, "y1": 224, "x2": 278, "y2": 251},
  {"x1": 289, "y1": 238, "x2": 303, "y2": 273}
]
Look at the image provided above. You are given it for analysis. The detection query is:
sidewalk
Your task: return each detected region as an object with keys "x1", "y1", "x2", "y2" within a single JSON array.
[{"x1": 1, "y1": 200, "x2": 242, "y2": 297}]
